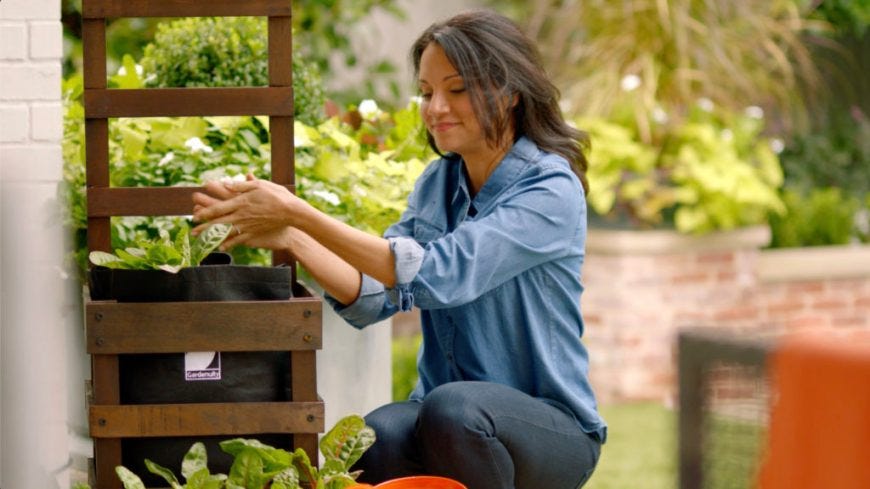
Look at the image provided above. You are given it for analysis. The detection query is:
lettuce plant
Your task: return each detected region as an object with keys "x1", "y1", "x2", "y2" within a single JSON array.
[
  {"x1": 107, "y1": 414, "x2": 376, "y2": 489},
  {"x1": 89, "y1": 224, "x2": 230, "y2": 273}
]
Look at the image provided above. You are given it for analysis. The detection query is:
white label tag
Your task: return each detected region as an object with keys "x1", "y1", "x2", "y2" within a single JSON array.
[{"x1": 185, "y1": 351, "x2": 221, "y2": 381}]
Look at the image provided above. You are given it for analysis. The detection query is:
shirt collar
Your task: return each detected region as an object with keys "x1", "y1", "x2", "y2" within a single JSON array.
[{"x1": 473, "y1": 136, "x2": 536, "y2": 210}]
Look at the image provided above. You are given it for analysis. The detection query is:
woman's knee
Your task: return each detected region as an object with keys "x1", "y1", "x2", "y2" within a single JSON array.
[
  {"x1": 419, "y1": 381, "x2": 498, "y2": 436},
  {"x1": 364, "y1": 401, "x2": 420, "y2": 445}
]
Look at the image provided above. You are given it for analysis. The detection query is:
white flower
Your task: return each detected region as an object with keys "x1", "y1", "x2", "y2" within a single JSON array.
[
  {"x1": 652, "y1": 106, "x2": 669, "y2": 124},
  {"x1": 117, "y1": 64, "x2": 144, "y2": 76},
  {"x1": 770, "y1": 138, "x2": 785, "y2": 154},
  {"x1": 721, "y1": 129, "x2": 733, "y2": 141},
  {"x1": 310, "y1": 189, "x2": 341, "y2": 206},
  {"x1": 620, "y1": 74, "x2": 641, "y2": 92},
  {"x1": 358, "y1": 99, "x2": 380, "y2": 119},
  {"x1": 697, "y1": 98, "x2": 714, "y2": 112},
  {"x1": 184, "y1": 137, "x2": 213, "y2": 153},
  {"x1": 409, "y1": 95, "x2": 423, "y2": 106},
  {"x1": 745, "y1": 106, "x2": 764, "y2": 119},
  {"x1": 158, "y1": 151, "x2": 175, "y2": 167}
]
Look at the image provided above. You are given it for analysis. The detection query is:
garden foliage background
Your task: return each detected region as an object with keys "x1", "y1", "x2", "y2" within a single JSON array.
[
  {"x1": 56, "y1": 1, "x2": 868, "y2": 487},
  {"x1": 60, "y1": 0, "x2": 869, "y2": 281}
]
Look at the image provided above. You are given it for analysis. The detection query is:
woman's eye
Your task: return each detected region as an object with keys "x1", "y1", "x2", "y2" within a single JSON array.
[
  {"x1": 420, "y1": 92, "x2": 433, "y2": 100},
  {"x1": 451, "y1": 87, "x2": 466, "y2": 94}
]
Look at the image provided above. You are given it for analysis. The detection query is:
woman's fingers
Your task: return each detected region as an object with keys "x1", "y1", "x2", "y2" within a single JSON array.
[
  {"x1": 226, "y1": 178, "x2": 261, "y2": 194},
  {"x1": 203, "y1": 180, "x2": 237, "y2": 200}
]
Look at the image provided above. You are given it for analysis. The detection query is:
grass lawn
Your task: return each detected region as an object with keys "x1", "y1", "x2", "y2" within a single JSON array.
[{"x1": 585, "y1": 402, "x2": 677, "y2": 489}]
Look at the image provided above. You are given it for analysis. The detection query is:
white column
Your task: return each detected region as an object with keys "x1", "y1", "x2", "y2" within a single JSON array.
[
  {"x1": 317, "y1": 306, "x2": 393, "y2": 434},
  {"x1": 1, "y1": 1, "x2": 84, "y2": 487}
]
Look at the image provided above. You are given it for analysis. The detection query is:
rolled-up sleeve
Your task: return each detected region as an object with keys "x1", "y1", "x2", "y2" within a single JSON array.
[
  {"x1": 386, "y1": 236, "x2": 425, "y2": 311},
  {"x1": 324, "y1": 274, "x2": 397, "y2": 329}
]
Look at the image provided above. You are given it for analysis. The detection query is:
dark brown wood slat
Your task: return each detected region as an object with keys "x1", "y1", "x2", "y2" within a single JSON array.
[
  {"x1": 91, "y1": 355, "x2": 121, "y2": 489},
  {"x1": 89, "y1": 402, "x2": 324, "y2": 438},
  {"x1": 83, "y1": 0, "x2": 292, "y2": 18},
  {"x1": 93, "y1": 439, "x2": 122, "y2": 489},
  {"x1": 270, "y1": 116, "x2": 294, "y2": 184},
  {"x1": 82, "y1": 19, "x2": 106, "y2": 90},
  {"x1": 291, "y1": 351, "x2": 318, "y2": 401},
  {"x1": 268, "y1": 16, "x2": 293, "y2": 87},
  {"x1": 87, "y1": 185, "x2": 295, "y2": 217},
  {"x1": 86, "y1": 299, "x2": 322, "y2": 353},
  {"x1": 84, "y1": 87, "x2": 293, "y2": 118}
]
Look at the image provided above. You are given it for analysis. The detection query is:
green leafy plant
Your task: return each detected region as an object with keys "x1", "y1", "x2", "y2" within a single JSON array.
[
  {"x1": 89, "y1": 224, "x2": 231, "y2": 273},
  {"x1": 768, "y1": 187, "x2": 867, "y2": 248},
  {"x1": 62, "y1": 67, "x2": 428, "y2": 280},
  {"x1": 295, "y1": 99, "x2": 429, "y2": 236},
  {"x1": 139, "y1": 16, "x2": 324, "y2": 126},
  {"x1": 108, "y1": 414, "x2": 376, "y2": 489},
  {"x1": 580, "y1": 99, "x2": 785, "y2": 234}
]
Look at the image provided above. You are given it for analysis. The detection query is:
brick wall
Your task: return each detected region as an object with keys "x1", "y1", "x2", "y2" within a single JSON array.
[{"x1": 582, "y1": 227, "x2": 870, "y2": 404}]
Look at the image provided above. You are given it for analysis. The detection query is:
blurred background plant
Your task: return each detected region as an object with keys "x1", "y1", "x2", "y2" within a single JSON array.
[{"x1": 494, "y1": 0, "x2": 868, "y2": 246}]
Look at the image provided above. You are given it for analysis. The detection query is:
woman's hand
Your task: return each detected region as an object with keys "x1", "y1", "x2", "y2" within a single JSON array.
[{"x1": 192, "y1": 175, "x2": 304, "y2": 251}]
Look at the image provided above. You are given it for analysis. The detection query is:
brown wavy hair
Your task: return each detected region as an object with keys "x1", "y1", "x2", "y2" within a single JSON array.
[{"x1": 410, "y1": 9, "x2": 589, "y2": 195}]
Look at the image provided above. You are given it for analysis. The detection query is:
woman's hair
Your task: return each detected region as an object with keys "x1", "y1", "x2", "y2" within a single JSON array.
[{"x1": 410, "y1": 9, "x2": 589, "y2": 194}]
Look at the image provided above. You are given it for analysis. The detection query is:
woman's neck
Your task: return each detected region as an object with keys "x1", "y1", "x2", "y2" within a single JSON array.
[{"x1": 462, "y1": 142, "x2": 511, "y2": 197}]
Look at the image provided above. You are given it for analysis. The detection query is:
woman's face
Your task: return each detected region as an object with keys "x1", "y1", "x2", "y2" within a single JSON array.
[{"x1": 417, "y1": 43, "x2": 486, "y2": 158}]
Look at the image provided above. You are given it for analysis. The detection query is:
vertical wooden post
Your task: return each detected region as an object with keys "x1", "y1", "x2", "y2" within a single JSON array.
[{"x1": 83, "y1": 15, "x2": 122, "y2": 489}]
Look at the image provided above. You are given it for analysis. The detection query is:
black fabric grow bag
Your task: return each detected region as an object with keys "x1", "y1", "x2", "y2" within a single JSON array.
[{"x1": 88, "y1": 253, "x2": 294, "y2": 484}]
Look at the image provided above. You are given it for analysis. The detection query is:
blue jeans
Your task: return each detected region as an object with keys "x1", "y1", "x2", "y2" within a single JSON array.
[{"x1": 353, "y1": 381, "x2": 601, "y2": 489}]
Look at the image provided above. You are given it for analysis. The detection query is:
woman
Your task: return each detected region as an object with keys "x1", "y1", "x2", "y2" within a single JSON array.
[{"x1": 193, "y1": 9, "x2": 605, "y2": 489}]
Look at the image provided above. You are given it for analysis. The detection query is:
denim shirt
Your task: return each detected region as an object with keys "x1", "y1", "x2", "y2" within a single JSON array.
[{"x1": 326, "y1": 136, "x2": 607, "y2": 441}]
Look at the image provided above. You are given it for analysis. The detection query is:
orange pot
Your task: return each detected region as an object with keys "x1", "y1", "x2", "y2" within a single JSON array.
[
  {"x1": 374, "y1": 476, "x2": 467, "y2": 489},
  {"x1": 349, "y1": 476, "x2": 467, "y2": 488}
]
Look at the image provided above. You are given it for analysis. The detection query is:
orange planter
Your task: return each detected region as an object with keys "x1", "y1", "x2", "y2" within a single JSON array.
[{"x1": 351, "y1": 476, "x2": 467, "y2": 489}]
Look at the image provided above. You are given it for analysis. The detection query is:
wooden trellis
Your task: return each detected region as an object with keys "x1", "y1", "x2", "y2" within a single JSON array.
[{"x1": 81, "y1": 1, "x2": 323, "y2": 487}]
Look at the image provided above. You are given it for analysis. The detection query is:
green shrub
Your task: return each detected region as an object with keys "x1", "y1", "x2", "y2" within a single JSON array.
[
  {"x1": 769, "y1": 187, "x2": 865, "y2": 248},
  {"x1": 580, "y1": 99, "x2": 785, "y2": 234},
  {"x1": 778, "y1": 108, "x2": 870, "y2": 199},
  {"x1": 139, "y1": 17, "x2": 324, "y2": 125}
]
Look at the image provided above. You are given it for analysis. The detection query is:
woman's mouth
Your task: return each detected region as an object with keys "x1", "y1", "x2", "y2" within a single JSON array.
[{"x1": 431, "y1": 122, "x2": 458, "y2": 133}]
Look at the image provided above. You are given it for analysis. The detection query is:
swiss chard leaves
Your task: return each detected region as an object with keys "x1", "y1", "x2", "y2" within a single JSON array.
[{"x1": 88, "y1": 223, "x2": 230, "y2": 273}]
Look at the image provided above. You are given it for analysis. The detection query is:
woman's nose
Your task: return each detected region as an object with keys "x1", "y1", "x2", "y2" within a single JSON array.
[{"x1": 427, "y1": 91, "x2": 449, "y2": 115}]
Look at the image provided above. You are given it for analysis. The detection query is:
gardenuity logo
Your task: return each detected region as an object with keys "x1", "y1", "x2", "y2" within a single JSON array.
[{"x1": 185, "y1": 351, "x2": 221, "y2": 381}]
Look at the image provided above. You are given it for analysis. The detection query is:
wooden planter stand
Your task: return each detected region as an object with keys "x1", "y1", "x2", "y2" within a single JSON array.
[{"x1": 81, "y1": 2, "x2": 324, "y2": 487}]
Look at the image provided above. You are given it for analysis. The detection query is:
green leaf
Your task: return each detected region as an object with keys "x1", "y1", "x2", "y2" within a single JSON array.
[
  {"x1": 319, "y1": 414, "x2": 376, "y2": 471},
  {"x1": 89, "y1": 251, "x2": 125, "y2": 268},
  {"x1": 146, "y1": 243, "x2": 184, "y2": 269},
  {"x1": 290, "y1": 448, "x2": 319, "y2": 487},
  {"x1": 181, "y1": 442, "x2": 209, "y2": 481},
  {"x1": 185, "y1": 468, "x2": 227, "y2": 489},
  {"x1": 144, "y1": 459, "x2": 182, "y2": 488},
  {"x1": 191, "y1": 223, "x2": 231, "y2": 265},
  {"x1": 115, "y1": 466, "x2": 147, "y2": 489},
  {"x1": 115, "y1": 248, "x2": 149, "y2": 268},
  {"x1": 226, "y1": 449, "x2": 278, "y2": 489},
  {"x1": 175, "y1": 227, "x2": 192, "y2": 267}
]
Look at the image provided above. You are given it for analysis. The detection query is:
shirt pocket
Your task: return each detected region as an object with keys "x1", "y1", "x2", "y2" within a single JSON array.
[{"x1": 413, "y1": 220, "x2": 444, "y2": 245}]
